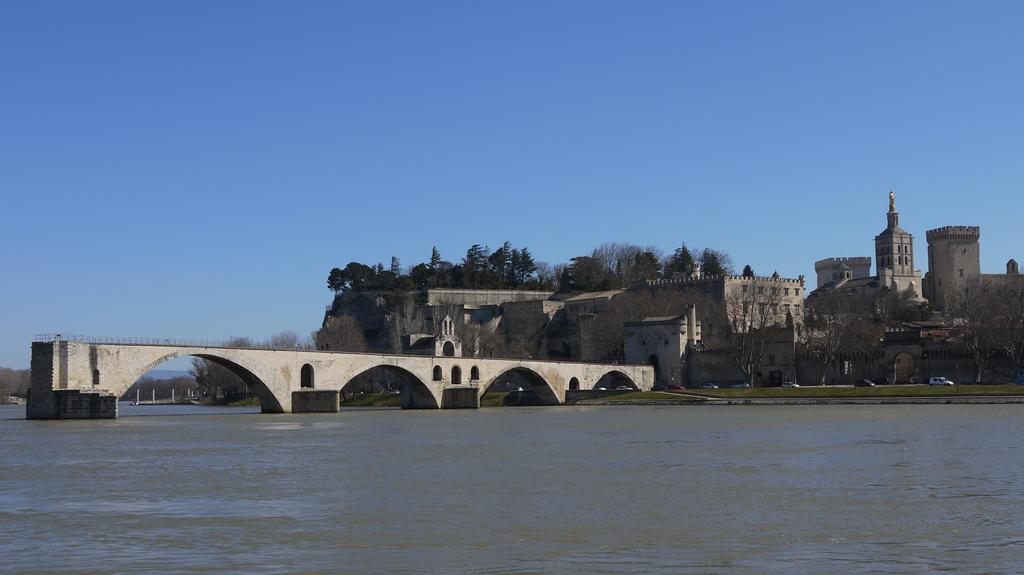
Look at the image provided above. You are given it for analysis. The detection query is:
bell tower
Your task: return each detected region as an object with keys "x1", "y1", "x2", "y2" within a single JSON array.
[
  {"x1": 874, "y1": 191, "x2": 923, "y2": 298},
  {"x1": 875, "y1": 191, "x2": 915, "y2": 277}
]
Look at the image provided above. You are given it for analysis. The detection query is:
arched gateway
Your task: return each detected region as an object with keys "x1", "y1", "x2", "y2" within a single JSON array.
[{"x1": 26, "y1": 337, "x2": 654, "y2": 419}]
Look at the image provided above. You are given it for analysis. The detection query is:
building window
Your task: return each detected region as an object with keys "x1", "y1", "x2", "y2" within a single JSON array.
[
  {"x1": 959, "y1": 269, "x2": 964, "y2": 278},
  {"x1": 784, "y1": 288, "x2": 790, "y2": 296}
]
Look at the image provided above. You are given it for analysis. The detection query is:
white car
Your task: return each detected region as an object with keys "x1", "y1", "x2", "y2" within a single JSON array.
[
  {"x1": 928, "y1": 376, "x2": 955, "y2": 386},
  {"x1": 702, "y1": 383, "x2": 719, "y2": 389}
]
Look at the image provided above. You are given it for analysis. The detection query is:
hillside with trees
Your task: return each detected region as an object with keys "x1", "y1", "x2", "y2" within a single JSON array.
[{"x1": 326, "y1": 241, "x2": 735, "y2": 296}]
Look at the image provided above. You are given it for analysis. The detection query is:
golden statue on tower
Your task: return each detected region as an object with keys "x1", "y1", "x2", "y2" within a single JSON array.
[{"x1": 889, "y1": 190, "x2": 896, "y2": 211}]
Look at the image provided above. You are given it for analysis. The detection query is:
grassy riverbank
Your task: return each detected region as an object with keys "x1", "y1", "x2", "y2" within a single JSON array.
[
  {"x1": 688, "y1": 384, "x2": 1024, "y2": 399},
  {"x1": 207, "y1": 397, "x2": 261, "y2": 407},
  {"x1": 340, "y1": 392, "x2": 403, "y2": 407}
]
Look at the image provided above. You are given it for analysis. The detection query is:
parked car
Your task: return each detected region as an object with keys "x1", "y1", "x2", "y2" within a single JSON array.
[
  {"x1": 871, "y1": 377, "x2": 890, "y2": 386},
  {"x1": 666, "y1": 385, "x2": 684, "y2": 391},
  {"x1": 651, "y1": 385, "x2": 667, "y2": 391},
  {"x1": 730, "y1": 382, "x2": 751, "y2": 389},
  {"x1": 928, "y1": 376, "x2": 955, "y2": 386},
  {"x1": 782, "y1": 382, "x2": 800, "y2": 388},
  {"x1": 854, "y1": 379, "x2": 876, "y2": 387},
  {"x1": 702, "y1": 383, "x2": 719, "y2": 389},
  {"x1": 615, "y1": 385, "x2": 634, "y2": 390}
]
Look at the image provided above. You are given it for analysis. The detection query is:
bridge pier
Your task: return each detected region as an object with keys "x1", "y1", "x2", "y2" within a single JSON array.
[
  {"x1": 441, "y1": 386, "x2": 479, "y2": 409},
  {"x1": 291, "y1": 390, "x2": 340, "y2": 413}
]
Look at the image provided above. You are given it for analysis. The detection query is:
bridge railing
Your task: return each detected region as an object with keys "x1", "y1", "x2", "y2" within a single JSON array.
[
  {"x1": 33, "y1": 334, "x2": 237, "y2": 348},
  {"x1": 32, "y1": 334, "x2": 652, "y2": 367}
]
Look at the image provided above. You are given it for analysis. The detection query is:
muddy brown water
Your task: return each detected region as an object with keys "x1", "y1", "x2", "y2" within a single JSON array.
[{"x1": 1, "y1": 403, "x2": 1022, "y2": 574}]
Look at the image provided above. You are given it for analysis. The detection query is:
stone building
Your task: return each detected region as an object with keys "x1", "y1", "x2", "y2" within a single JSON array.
[
  {"x1": 810, "y1": 192, "x2": 925, "y2": 301},
  {"x1": 923, "y1": 226, "x2": 981, "y2": 309},
  {"x1": 814, "y1": 257, "x2": 872, "y2": 290},
  {"x1": 623, "y1": 306, "x2": 700, "y2": 388},
  {"x1": 923, "y1": 225, "x2": 1021, "y2": 310},
  {"x1": 622, "y1": 302, "x2": 802, "y2": 388},
  {"x1": 638, "y1": 271, "x2": 806, "y2": 334}
]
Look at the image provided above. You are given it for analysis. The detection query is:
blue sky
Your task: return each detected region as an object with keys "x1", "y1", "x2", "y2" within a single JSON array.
[{"x1": 2, "y1": 0, "x2": 1022, "y2": 368}]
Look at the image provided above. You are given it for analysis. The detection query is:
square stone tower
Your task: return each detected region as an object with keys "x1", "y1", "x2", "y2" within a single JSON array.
[
  {"x1": 874, "y1": 191, "x2": 923, "y2": 299},
  {"x1": 924, "y1": 225, "x2": 981, "y2": 310}
]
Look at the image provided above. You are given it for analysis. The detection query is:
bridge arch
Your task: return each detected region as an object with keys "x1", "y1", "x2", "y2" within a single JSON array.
[
  {"x1": 593, "y1": 370, "x2": 639, "y2": 390},
  {"x1": 481, "y1": 366, "x2": 559, "y2": 406},
  {"x1": 124, "y1": 350, "x2": 286, "y2": 413},
  {"x1": 343, "y1": 364, "x2": 439, "y2": 409}
]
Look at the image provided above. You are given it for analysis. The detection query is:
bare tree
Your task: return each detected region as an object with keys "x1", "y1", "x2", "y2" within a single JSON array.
[
  {"x1": 191, "y1": 337, "x2": 253, "y2": 401},
  {"x1": 389, "y1": 300, "x2": 427, "y2": 353},
  {"x1": 725, "y1": 278, "x2": 786, "y2": 386},
  {"x1": 993, "y1": 277, "x2": 1024, "y2": 375},
  {"x1": 805, "y1": 293, "x2": 880, "y2": 385},
  {"x1": 949, "y1": 277, "x2": 1000, "y2": 383},
  {"x1": 268, "y1": 330, "x2": 302, "y2": 349},
  {"x1": 317, "y1": 315, "x2": 368, "y2": 352},
  {"x1": 0, "y1": 367, "x2": 31, "y2": 401}
]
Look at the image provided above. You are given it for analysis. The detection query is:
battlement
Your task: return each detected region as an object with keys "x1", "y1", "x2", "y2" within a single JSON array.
[
  {"x1": 814, "y1": 257, "x2": 872, "y2": 271},
  {"x1": 926, "y1": 226, "x2": 980, "y2": 241},
  {"x1": 644, "y1": 273, "x2": 805, "y2": 288}
]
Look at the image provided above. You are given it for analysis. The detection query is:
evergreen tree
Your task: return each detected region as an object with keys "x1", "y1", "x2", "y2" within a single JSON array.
[
  {"x1": 664, "y1": 244, "x2": 695, "y2": 278},
  {"x1": 518, "y1": 247, "x2": 537, "y2": 283},
  {"x1": 430, "y1": 247, "x2": 441, "y2": 269},
  {"x1": 463, "y1": 245, "x2": 488, "y2": 287},
  {"x1": 390, "y1": 256, "x2": 402, "y2": 276},
  {"x1": 742, "y1": 264, "x2": 755, "y2": 277},
  {"x1": 327, "y1": 267, "x2": 347, "y2": 293},
  {"x1": 699, "y1": 249, "x2": 727, "y2": 277},
  {"x1": 633, "y1": 251, "x2": 662, "y2": 281}
]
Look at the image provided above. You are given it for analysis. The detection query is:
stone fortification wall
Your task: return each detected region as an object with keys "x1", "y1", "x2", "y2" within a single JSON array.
[{"x1": 426, "y1": 288, "x2": 553, "y2": 307}]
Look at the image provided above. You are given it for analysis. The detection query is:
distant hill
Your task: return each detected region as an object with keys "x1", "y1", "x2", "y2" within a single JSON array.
[{"x1": 142, "y1": 369, "x2": 194, "y2": 381}]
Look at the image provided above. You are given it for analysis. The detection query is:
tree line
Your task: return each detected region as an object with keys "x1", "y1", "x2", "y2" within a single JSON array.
[
  {"x1": 0, "y1": 368, "x2": 30, "y2": 401},
  {"x1": 327, "y1": 241, "x2": 740, "y2": 295}
]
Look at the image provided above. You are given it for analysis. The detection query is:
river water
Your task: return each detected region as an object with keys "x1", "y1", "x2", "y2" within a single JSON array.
[{"x1": 0, "y1": 403, "x2": 1022, "y2": 574}]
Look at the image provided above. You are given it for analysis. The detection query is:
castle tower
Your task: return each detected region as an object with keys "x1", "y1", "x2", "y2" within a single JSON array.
[
  {"x1": 1008, "y1": 259, "x2": 1019, "y2": 275},
  {"x1": 874, "y1": 191, "x2": 922, "y2": 298},
  {"x1": 923, "y1": 225, "x2": 980, "y2": 310}
]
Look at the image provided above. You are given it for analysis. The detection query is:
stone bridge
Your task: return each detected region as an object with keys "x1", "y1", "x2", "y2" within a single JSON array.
[{"x1": 26, "y1": 338, "x2": 654, "y2": 419}]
